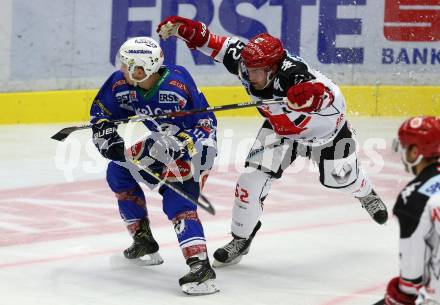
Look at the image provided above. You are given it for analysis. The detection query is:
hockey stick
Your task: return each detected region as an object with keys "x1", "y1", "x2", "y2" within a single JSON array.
[
  {"x1": 132, "y1": 160, "x2": 216, "y2": 215},
  {"x1": 51, "y1": 97, "x2": 285, "y2": 142}
]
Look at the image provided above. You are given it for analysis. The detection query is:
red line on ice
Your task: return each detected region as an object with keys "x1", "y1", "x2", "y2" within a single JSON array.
[
  {"x1": 0, "y1": 163, "x2": 405, "y2": 246},
  {"x1": 0, "y1": 217, "x2": 371, "y2": 269},
  {"x1": 318, "y1": 283, "x2": 385, "y2": 305}
]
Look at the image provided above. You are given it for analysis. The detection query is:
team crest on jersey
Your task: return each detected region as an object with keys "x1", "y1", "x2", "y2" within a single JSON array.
[{"x1": 197, "y1": 118, "x2": 213, "y2": 132}]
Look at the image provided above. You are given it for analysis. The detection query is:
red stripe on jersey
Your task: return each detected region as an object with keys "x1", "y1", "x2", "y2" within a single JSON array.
[
  {"x1": 207, "y1": 34, "x2": 227, "y2": 58},
  {"x1": 259, "y1": 106, "x2": 311, "y2": 135}
]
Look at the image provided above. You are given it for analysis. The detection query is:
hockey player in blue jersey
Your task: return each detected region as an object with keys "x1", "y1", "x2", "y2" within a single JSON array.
[{"x1": 90, "y1": 36, "x2": 218, "y2": 295}]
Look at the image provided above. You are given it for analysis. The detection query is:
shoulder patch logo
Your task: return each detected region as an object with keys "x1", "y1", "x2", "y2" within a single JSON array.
[{"x1": 419, "y1": 175, "x2": 440, "y2": 198}]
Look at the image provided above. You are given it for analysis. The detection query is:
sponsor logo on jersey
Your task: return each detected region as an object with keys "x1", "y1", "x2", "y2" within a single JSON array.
[
  {"x1": 169, "y1": 80, "x2": 189, "y2": 95},
  {"x1": 92, "y1": 99, "x2": 112, "y2": 116},
  {"x1": 281, "y1": 60, "x2": 295, "y2": 71},
  {"x1": 135, "y1": 105, "x2": 180, "y2": 116},
  {"x1": 158, "y1": 90, "x2": 187, "y2": 106},
  {"x1": 112, "y1": 79, "x2": 127, "y2": 91},
  {"x1": 419, "y1": 175, "x2": 440, "y2": 197},
  {"x1": 162, "y1": 160, "x2": 192, "y2": 183},
  {"x1": 115, "y1": 90, "x2": 137, "y2": 103},
  {"x1": 401, "y1": 181, "x2": 422, "y2": 203},
  {"x1": 115, "y1": 91, "x2": 130, "y2": 104},
  {"x1": 129, "y1": 90, "x2": 138, "y2": 102}
]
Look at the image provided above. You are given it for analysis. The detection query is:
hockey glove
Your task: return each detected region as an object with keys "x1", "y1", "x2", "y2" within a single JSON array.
[
  {"x1": 128, "y1": 132, "x2": 185, "y2": 167},
  {"x1": 157, "y1": 16, "x2": 210, "y2": 49},
  {"x1": 385, "y1": 277, "x2": 418, "y2": 305},
  {"x1": 92, "y1": 120, "x2": 125, "y2": 161},
  {"x1": 286, "y1": 82, "x2": 328, "y2": 113}
]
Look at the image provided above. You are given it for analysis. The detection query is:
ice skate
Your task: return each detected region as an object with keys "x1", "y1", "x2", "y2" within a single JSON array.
[
  {"x1": 179, "y1": 257, "x2": 219, "y2": 295},
  {"x1": 123, "y1": 218, "x2": 163, "y2": 266},
  {"x1": 358, "y1": 189, "x2": 388, "y2": 224},
  {"x1": 213, "y1": 221, "x2": 261, "y2": 268}
]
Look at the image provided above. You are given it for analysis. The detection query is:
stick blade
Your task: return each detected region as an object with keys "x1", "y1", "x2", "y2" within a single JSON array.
[
  {"x1": 51, "y1": 126, "x2": 81, "y2": 141},
  {"x1": 199, "y1": 193, "x2": 216, "y2": 215}
]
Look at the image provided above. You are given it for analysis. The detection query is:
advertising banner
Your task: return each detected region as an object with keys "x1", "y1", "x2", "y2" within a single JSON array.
[{"x1": 0, "y1": 0, "x2": 439, "y2": 92}]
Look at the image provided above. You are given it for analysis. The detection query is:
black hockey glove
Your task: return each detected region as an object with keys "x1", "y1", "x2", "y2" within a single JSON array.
[{"x1": 92, "y1": 120, "x2": 125, "y2": 161}]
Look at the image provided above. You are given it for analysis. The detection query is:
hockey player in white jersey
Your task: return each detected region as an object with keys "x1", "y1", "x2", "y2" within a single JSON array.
[
  {"x1": 384, "y1": 116, "x2": 440, "y2": 305},
  {"x1": 157, "y1": 16, "x2": 388, "y2": 267}
]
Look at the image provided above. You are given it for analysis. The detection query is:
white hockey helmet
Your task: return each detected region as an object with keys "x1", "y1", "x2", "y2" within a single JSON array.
[{"x1": 118, "y1": 37, "x2": 164, "y2": 84}]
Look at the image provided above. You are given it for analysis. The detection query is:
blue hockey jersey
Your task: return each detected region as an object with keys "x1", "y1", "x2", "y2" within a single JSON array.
[{"x1": 90, "y1": 65, "x2": 217, "y2": 152}]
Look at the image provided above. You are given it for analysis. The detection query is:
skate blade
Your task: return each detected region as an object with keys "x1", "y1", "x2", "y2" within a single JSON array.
[
  {"x1": 212, "y1": 255, "x2": 243, "y2": 268},
  {"x1": 181, "y1": 279, "x2": 219, "y2": 295},
  {"x1": 110, "y1": 252, "x2": 164, "y2": 268}
]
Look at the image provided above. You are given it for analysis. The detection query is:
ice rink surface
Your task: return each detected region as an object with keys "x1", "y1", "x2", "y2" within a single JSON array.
[{"x1": 0, "y1": 117, "x2": 411, "y2": 305}]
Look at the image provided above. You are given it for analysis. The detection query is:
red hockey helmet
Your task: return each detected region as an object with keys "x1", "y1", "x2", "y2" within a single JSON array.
[
  {"x1": 241, "y1": 33, "x2": 285, "y2": 68},
  {"x1": 398, "y1": 116, "x2": 440, "y2": 158}
]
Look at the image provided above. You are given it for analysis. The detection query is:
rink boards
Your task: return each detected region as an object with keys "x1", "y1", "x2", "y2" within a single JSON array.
[{"x1": 1, "y1": 85, "x2": 439, "y2": 124}]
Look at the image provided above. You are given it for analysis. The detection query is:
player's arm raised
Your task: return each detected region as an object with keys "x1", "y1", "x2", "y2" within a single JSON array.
[{"x1": 157, "y1": 16, "x2": 245, "y2": 75}]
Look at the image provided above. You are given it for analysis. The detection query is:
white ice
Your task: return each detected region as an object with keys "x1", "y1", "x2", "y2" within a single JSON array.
[{"x1": 0, "y1": 117, "x2": 409, "y2": 305}]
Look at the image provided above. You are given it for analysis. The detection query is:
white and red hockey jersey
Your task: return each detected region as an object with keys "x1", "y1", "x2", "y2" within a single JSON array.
[
  {"x1": 199, "y1": 35, "x2": 347, "y2": 146},
  {"x1": 393, "y1": 162, "x2": 440, "y2": 302}
]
